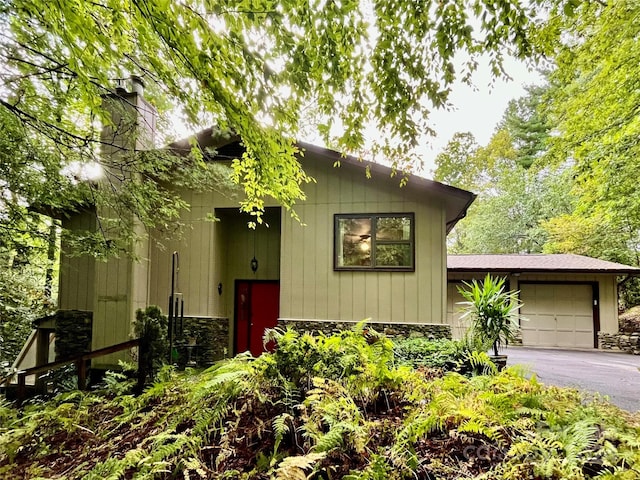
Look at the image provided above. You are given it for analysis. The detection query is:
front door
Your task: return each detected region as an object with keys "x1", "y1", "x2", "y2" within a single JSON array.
[{"x1": 234, "y1": 280, "x2": 280, "y2": 356}]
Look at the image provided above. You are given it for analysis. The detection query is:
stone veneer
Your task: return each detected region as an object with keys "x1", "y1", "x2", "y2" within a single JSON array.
[
  {"x1": 174, "y1": 317, "x2": 230, "y2": 368},
  {"x1": 598, "y1": 331, "x2": 640, "y2": 355},
  {"x1": 54, "y1": 310, "x2": 93, "y2": 360},
  {"x1": 277, "y1": 319, "x2": 452, "y2": 340}
]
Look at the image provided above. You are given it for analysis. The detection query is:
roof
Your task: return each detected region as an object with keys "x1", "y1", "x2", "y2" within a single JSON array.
[
  {"x1": 447, "y1": 254, "x2": 640, "y2": 274},
  {"x1": 169, "y1": 128, "x2": 476, "y2": 233}
]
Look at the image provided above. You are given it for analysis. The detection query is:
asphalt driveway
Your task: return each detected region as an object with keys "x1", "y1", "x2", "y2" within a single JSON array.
[{"x1": 504, "y1": 347, "x2": 640, "y2": 412}]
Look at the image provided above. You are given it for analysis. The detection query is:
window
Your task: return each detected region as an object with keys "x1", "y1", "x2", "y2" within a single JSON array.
[{"x1": 334, "y1": 213, "x2": 415, "y2": 271}]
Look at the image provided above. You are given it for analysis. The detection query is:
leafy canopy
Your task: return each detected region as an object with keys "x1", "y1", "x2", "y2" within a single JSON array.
[
  {"x1": 0, "y1": 0, "x2": 567, "y2": 244},
  {"x1": 542, "y1": 0, "x2": 640, "y2": 268}
]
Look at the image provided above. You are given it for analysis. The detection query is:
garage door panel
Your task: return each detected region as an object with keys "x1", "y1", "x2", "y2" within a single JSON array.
[
  {"x1": 534, "y1": 329, "x2": 556, "y2": 347},
  {"x1": 556, "y1": 315, "x2": 576, "y2": 330},
  {"x1": 520, "y1": 283, "x2": 595, "y2": 349},
  {"x1": 556, "y1": 331, "x2": 577, "y2": 345},
  {"x1": 574, "y1": 331, "x2": 595, "y2": 349},
  {"x1": 535, "y1": 315, "x2": 557, "y2": 330},
  {"x1": 521, "y1": 329, "x2": 539, "y2": 345}
]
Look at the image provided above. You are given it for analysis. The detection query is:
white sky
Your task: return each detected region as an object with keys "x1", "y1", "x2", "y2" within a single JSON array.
[{"x1": 417, "y1": 56, "x2": 542, "y2": 176}]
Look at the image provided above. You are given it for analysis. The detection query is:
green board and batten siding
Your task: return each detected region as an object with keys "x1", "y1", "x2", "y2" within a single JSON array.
[
  {"x1": 144, "y1": 155, "x2": 449, "y2": 329},
  {"x1": 58, "y1": 212, "x2": 96, "y2": 312},
  {"x1": 60, "y1": 149, "x2": 455, "y2": 365},
  {"x1": 279, "y1": 154, "x2": 447, "y2": 326}
]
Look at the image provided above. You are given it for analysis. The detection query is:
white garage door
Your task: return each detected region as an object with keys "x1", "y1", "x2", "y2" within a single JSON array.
[
  {"x1": 447, "y1": 283, "x2": 471, "y2": 340},
  {"x1": 520, "y1": 283, "x2": 595, "y2": 349}
]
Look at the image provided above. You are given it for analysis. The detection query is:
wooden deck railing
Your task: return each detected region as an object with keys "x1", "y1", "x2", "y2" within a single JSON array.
[{"x1": 13, "y1": 338, "x2": 140, "y2": 405}]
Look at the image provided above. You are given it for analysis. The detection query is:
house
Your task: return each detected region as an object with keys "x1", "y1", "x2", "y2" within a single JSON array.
[
  {"x1": 447, "y1": 254, "x2": 640, "y2": 349},
  {"x1": 13, "y1": 79, "x2": 638, "y2": 381},
  {"x1": 48, "y1": 79, "x2": 476, "y2": 369}
]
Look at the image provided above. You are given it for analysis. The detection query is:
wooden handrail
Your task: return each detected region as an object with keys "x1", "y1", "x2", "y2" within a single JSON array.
[{"x1": 15, "y1": 338, "x2": 140, "y2": 405}]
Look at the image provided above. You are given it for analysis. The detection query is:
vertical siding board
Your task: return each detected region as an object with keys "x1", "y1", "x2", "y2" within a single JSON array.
[
  {"x1": 435, "y1": 202, "x2": 446, "y2": 323},
  {"x1": 339, "y1": 273, "x2": 353, "y2": 321},
  {"x1": 212, "y1": 219, "x2": 225, "y2": 317},
  {"x1": 405, "y1": 201, "x2": 420, "y2": 324},
  {"x1": 207, "y1": 219, "x2": 215, "y2": 317},
  {"x1": 415, "y1": 202, "x2": 429, "y2": 323},
  {"x1": 290, "y1": 207, "x2": 306, "y2": 317},
  {"x1": 92, "y1": 263, "x2": 106, "y2": 351},
  {"x1": 147, "y1": 237, "x2": 158, "y2": 308},
  {"x1": 599, "y1": 275, "x2": 618, "y2": 333},
  {"x1": 339, "y1": 169, "x2": 353, "y2": 205},
  {"x1": 351, "y1": 272, "x2": 366, "y2": 321},
  {"x1": 326, "y1": 178, "x2": 340, "y2": 320},
  {"x1": 390, "y1": 273, "x2": 405, "y2": 323},
  {"x1": 279, "y1": 213, "x2": 293, "y2": 319},
  {"x1": 198, "y1": 209, "x2": 209, "y2": 315},
  {"x1": 377, "y1": 272, "x2": 392, "y2": 322},
  {"x1": 302, "y1": 211, "x2": 317, "y2": 318},
  {"x1": 315, "y1": 203, "x2": 329, "y2": 320}
]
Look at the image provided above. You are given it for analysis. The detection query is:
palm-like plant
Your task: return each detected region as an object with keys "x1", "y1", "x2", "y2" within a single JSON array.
[{"x1": 457, "y1": 274, "x2": 522, "y2": 357}]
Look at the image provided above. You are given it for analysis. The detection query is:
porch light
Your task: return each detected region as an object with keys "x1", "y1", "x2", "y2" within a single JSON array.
[{"x1": 250, "y1": 256, "x2": 258, "y2": 273}]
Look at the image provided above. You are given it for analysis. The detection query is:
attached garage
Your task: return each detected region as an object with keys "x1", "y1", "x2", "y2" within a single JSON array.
[
  {"x1": 519, "y1": 283, "x2": 595, "y2": 349},
  {"x1": 447, "y1": 254, "x2": 639, "y2": 349}
]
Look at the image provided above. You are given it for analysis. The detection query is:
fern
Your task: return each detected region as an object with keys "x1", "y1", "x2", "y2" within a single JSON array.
[
  {"x1": 273, "y1": 412, "x2": 293, "y2": 454},
  {"x1": 274, "y1": 452, "x2": 326, "y2": 480}
]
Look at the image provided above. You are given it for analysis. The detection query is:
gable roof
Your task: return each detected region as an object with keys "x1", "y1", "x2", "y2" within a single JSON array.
[
  {"x1": 169, "y1": 128, "x2": 476, "y2": 233},
  {"x1": 447, "y1": 254, "x2": 640, "y2": 274}
]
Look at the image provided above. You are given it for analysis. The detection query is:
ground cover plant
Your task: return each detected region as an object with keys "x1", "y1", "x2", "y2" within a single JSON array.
[{"x1": 1, "y1": 325, "x2": 639, "y2": 479}]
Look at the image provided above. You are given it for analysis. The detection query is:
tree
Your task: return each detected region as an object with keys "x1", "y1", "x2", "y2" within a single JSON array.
[
  {"x1": 433, "y1": 132, "x2": 480, "y2": 190},
  {"x1": 0, "y1": 0, "x2": 569, "y2": 246},
  {"x1": 0, "y1": 0, "x2": 574, "y2": 365},
  {"x1": 443, "y1": 84, "x2": 571, "y2": 254},
  {"x1": 499, "y1": 84, "x2": 552, "y2": 169},
  {"x1": 543, "y1": 0, "x2": 640, "y2": 267}
]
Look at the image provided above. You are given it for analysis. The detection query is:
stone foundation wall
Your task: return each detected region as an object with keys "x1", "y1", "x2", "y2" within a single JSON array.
[
  {"x1": 174, "y1": 317, "x2": 230, "y2": 367},
  {"x1": 277, "y1": 319, "x2": 452, "y2": 340},
  {"x1": 598, "y1": 331, "x2": 640, "y2": 354},
  {"x1": 54, "y1": 310, "x2": 93, "y2": 360}
]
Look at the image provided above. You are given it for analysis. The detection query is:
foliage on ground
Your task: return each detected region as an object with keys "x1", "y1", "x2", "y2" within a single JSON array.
[
  {"x1": 619, "y1": 307, "x2": 640, "y2": 334},
  {"x1": 1, "y1": 326, "x2": 639, "y2": 479}
]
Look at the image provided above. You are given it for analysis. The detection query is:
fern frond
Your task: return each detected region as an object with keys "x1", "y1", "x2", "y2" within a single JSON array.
[
  {"x1": 275, "y1": 452, "x2": 326, "y2": 480},
  {"x1": 273, "y1": 413, "x2": 293, "y2": 453}
]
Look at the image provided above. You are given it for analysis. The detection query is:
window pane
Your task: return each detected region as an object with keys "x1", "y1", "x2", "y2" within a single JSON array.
[
  {"x1": 376, "y1": 216, "x2": 411, "y2": 241},
  {"x1": 375, "y1": 243, "x2": 411, "y2": 267},
  {"x1": 337, "y1": 217, "x2": 372, "y2": 267}
]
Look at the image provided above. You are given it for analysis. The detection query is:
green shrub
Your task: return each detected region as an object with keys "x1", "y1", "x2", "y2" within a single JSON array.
[
  {"x1": 260, "y1": 322, "x2": 402, "y2": 398},
  {"x1": 133, "y1": 306, "x2": 168, "y2": 390},
  {"x1": 393, "y1": 337, "x2": 464, "y2": 370}
]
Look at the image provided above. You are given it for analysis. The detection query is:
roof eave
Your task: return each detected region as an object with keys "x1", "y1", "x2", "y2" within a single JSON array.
[
  {"x1": 448, "y1": 267, "x2": 640, "y2": 275},
  {"x1": 297, "y1": 141, "x2": 476, "y2": 231}
]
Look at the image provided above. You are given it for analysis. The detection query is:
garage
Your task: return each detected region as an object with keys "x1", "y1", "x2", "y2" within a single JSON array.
[
  {"x1": 447, "y1": 254, "x2": 640, "y2": 349},
  {"x1": 519, "y1": 283, "x2": 595, "y2": 349}
]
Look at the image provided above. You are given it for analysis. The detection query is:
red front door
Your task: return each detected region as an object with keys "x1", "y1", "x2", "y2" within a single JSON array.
[{"x1": 234, "y1": 281, "x2": 280, "y2": 356}]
